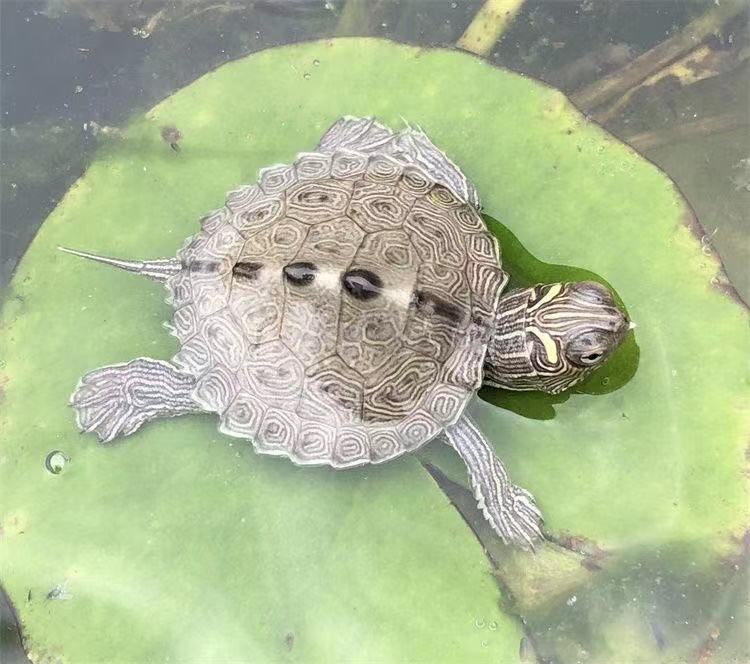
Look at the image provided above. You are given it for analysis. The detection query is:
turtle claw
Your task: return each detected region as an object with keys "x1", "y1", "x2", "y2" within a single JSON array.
[
  {"x1": 446, "y1": 415, "x2": 545, "y2": 551},
  {"x1": 70, "y1": 358, "x2": 200, "y2": 444},
  {"x1": 72, "y1": 366, "x2": 149, "y2": 443}
]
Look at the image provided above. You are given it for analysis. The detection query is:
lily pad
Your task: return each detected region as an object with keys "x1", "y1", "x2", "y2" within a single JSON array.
[{"x1": 1, "y1": 38, "x2": 747, "y2": 662}]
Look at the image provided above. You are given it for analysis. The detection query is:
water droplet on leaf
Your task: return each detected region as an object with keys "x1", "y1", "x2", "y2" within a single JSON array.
[{"x1": 45, "y1": 450, "x2": 69, "y2": 474}]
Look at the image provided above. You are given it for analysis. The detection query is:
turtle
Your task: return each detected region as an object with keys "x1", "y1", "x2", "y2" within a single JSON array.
[{"x1": 61, "y1": 116, "x2": 631, "y2": 549}]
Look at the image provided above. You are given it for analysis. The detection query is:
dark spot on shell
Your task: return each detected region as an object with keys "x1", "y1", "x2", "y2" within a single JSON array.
[
  {"x1": 372, "y1": 200, "x2": 395, "y2": 214},
  {"x1": 413, "y1": 290, "x2": 462, "y2": 323},
  {"x1": 190, "y1": 260, "x2": 219, "y2": 273},
  {"x1": 243, "y1": 207, "x2": 268, "y2": 223},
  {"x1": 232, "y1": 261, "x2": 262, "y2": 281},
  {"x1": 299, "y1": 190, "x2": 330, "y2": 204},
  {"x1": 284, "y1": 261, "x2": 317, "y2": 285},
  {"x1": 342, "y1": 269, "x2": 382, "y2": 300}
]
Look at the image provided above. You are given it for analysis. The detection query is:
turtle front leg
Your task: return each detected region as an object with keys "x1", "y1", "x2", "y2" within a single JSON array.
[
  {"x1": 445, "y1": 416, "x2": 543, "y2": 550},
  {"x1": 71, "y1": 358, "x2": 202, "y2": 443}
]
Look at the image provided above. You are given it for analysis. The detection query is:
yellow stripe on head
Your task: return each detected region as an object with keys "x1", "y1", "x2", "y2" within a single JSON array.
[
  {"x1": 526, "y1": 325, "x2": 559, "y2": 364},
  {"x1": 528, "y1": 283, "x2": 563, "y2": 313}
]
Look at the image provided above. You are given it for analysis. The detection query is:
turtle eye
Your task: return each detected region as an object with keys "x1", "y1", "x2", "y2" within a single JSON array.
[
  {"x1": 566, "y1": 331, "x2": 610, "y2": 367},
  {"x1": 580, "y1": 351, "x2": 603, "y2": 365}
]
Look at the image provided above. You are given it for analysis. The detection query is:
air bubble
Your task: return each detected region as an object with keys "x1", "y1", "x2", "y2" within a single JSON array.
[
  {"x1": 601, "y1": 377, "x2": 610, "y2": 386},
  {"x1": 313, "y1": 59, "x2": 320, "y2": 67},
  {"x1": 488, "y1": 621, "x2": 498, "y2": 631},
  {"x1": 303, "y1": 73, "x2": 311, "y2": 80},
  {"x1": 474, "y1": 618, "x2": 485, "y2": 629},
  {"x1": 45, "y1": 450, "x2": 69, "y2": 475}
]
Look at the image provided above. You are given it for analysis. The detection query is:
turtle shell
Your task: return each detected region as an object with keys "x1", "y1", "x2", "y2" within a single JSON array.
[{"x1": 166, "y1": 150, "x2": 508, "y2": 468}]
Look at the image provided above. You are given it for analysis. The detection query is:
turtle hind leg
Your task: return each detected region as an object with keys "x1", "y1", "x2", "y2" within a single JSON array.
[
  {"x1": 71, "y1": 358, "x2": 201, "y2": 443},
  {"x1": 445, "y1": 415, "x2": 543, "y2": 550}
]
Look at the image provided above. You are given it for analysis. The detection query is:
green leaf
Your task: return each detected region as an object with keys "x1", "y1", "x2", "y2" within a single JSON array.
[{"x1": 1, "y1": 38, "x2": 747, "y2": 662}]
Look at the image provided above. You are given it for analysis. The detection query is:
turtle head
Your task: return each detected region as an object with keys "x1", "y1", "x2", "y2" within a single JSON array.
[{"x1": 485, "y1": 281, "x2": 631, "y2": 394}]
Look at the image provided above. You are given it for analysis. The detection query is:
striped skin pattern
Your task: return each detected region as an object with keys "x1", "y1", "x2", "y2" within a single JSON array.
[
  {"x1": 446, "y1": 415, "x2": 542, "y2": 550},
  {"x1": 71, "y1": 358, "x2": 202, "y2": 443},
  {"x1": 485, "y1": 282, "x2": 630, "y2": 394}
]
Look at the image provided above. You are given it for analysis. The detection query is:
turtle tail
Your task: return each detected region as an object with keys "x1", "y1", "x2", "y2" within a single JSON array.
[{"x1": 58, "y1": 246, "x2": 181, "y2": 282}]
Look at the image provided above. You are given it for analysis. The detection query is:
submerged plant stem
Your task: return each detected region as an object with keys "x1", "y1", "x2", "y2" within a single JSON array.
[
  {"x1": 572, "y1": 0, "x2": 746, "y2": 112},
  {"x1": 456, "y1": 0, "x2": 527, "y2": 56},
  {"x1": 594, "y1": 40, "x2": 749, "y2": 125},
  {"x1": 624, "y1": 112, "x2": 749, "y2": 152}
]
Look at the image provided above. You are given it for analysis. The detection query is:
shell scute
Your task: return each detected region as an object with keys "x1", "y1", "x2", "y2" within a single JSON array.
[
  {"x1": 294, "y1": 152, "x2": 333, "y2": 181},
  {"x1": 191, "y1": 271, "x2": 232, "y2": 318},
  {"x1": 403, "y1": 264, "x2": 471, "y2": 362},
  {"x1": 337, "y1": 229, "x2": 418, "y2": 374},
  {"x1": 331, "y1": 151, "x2": 369, "y2": 180},
  {"x1": 423, "y1": 383, "x2": 470, "y2": 425},
  {"x1": 346, "y1": 181, "x2": 414, "y2": 232},
  {"x1": 231, "y1": 196, "x2": 286, "y2": 239},
  {"x1": 171, "y1": 305, "x2": 199, "y2": 343},
  {"x1": 428, "y1": 183, "x2": 464, "y2": 209},
  {"x1": 226, "y1": 183, "x2": 284, "y2": 236},
  {"x1": 221, "y1": 391, "x2": 267, "y2": 439},
  {"x1": 285, "y1": 179, "x2": 353, "y2": 224},
  {"x1": 295, "y1": 217, "x2": 364, "y2": 264},
  {"x1": 466, "y1": 262, "x2": 508, "y2": 323},
  {"x1": 200, "y1": 208, "x2": 228, "y2": 234},
  {"x1": 241, "y1": 341, "x2": 304, "y2": 412},
  {"x1": 228, "y1": 219, "x2": 308, "y2": 344},
  {"x1": 226, "y1": 184, "x2": 263, "y2": 212},
  {"x1": 368, "y1": 428, "x2": 403, "y2": 464},
  {"x1": 441, "y1": 320, "x2": 491, "y2": 391},
  {"x1": 451, "y1": 204, "x2": 486, "y2": 234},
  {"x1": 255, "y1": 408, "x2": 299, "y2": 456},
  {"x1": 173, "y1": 334, "x2": 212, "y2": 377},
  {"x1": 333, "y1": 427, "x2": 370, "y2": 467},
  {"x1": 404, "y1": 199, "x2": 467, "y2": 269},
  {"x1": 297, "y1": 355, "x2": 364, "y2": 425},
  {"x1": 364, "y1": 153, "x2": 403, "y2": 186},
  {"x1": 167, "y1": 269, "x2": 192, "y2": 308},
  {"x1": 194, "y1": 365, "x2": 238, "y2": 413},
  {"x1": 202, "y1": 309, "x2": 245, "y2": 372},
  {"x1": 259, "y1": 164, "x2": 298, "y2": 196},
  {"x1": 279, "y1": 218, "x2": 363, "y2": 368},
  {"x1": 398, "y1": 164, "x2": 433, "y2": 197},
  {"x1": 363, "y1": 348, "x2": 439, "y2": 423},
  {"x1": 396, "y1": 410, "x2": 441, "y2": 451},
  {"x1": 291, "y1": 421, "x2": 336, "y2": 465}
]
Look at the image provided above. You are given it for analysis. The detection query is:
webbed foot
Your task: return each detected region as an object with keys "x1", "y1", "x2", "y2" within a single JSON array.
[{"x1": 71, "y1": 358, "x2": 199, "y2": 443}]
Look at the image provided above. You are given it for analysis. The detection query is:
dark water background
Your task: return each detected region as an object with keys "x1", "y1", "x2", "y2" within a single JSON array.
[{"x1": 1, "y1": 1, "x2": 748, "y2": 661}]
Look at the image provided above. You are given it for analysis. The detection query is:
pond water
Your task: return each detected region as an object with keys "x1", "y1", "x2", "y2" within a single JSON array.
[{"x1": 1, "y1": 1, "x2": 748, "y2": 663}]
